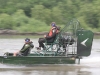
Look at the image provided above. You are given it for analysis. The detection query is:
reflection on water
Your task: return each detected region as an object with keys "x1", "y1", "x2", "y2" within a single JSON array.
[
  {"x1": 1, "y1": 64, "x2": 99, "y2": 75},
  {"x1": 0, "y1": 38, "x2": 100, "y2": 75},
  {"x1": 0, "y1": 64, "x2": 91, "y2": 75}
]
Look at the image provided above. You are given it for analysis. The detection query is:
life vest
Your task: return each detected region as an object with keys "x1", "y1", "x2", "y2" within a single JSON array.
[{"x1": 48, "y1": 27, "x2": 58, "y2": 36}]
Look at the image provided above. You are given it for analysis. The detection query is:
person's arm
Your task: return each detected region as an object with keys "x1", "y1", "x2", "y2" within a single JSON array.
[{"x1": 30, "y1": 42, "x2": 34, "y2": 48}]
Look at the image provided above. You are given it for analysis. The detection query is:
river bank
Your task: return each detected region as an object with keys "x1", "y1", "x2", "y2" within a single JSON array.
[
  {"x1": 0, "y1": 29, "x2": 100, "y2": 38},
  {"x1": 0, "y1": 29, "x2": 47, "y2": 35}
]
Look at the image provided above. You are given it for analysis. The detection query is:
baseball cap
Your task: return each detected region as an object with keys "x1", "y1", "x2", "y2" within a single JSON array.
[
  {"x1": 51, "y1": 22, "x2": 56, "y2": 27},
  {"x1": 25, "y1": 38, "x2": 30, "y2": 42}
]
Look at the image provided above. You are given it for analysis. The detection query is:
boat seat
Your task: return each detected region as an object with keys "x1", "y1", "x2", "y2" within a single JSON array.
[{"x1": 44, "y1": 34, "x2": 60, "y2": 51}]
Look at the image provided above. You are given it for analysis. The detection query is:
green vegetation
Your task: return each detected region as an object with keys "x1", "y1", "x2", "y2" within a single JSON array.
[
  {"x1": 0, "y1": 35, "x2": 42, "y2": 39},
  {"x1": 0, "y1": 0, "x2": 100, "y2": 32}
]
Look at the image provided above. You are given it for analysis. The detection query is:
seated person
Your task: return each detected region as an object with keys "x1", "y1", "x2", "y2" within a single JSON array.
[
  {"x1": 36, "y1": 22, "x2": 58, "y2": 50},
  {"x1": 13, "y1": 38, "x2": 34, "y2": 56}
]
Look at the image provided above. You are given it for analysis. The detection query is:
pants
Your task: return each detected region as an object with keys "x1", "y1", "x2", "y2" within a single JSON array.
[{"x1": 38, "y1": 38, "x2": 54, "y2": 48}]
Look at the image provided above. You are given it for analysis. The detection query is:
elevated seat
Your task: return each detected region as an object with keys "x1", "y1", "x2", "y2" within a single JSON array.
[{"x1": 44, "y1": 34, "x2": 59, "y2": 51}]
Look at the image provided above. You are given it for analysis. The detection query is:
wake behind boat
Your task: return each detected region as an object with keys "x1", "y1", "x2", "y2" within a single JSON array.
[{"x1": 0, "y1": 19, "x2": 94, "y2": 65}]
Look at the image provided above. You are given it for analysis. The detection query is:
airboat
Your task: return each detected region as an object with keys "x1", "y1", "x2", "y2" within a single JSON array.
[{"x1": 0, "y1": 19, "x2": 94, "y2": 64}]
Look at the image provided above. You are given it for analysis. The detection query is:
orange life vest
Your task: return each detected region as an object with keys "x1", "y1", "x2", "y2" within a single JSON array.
[{"x1": 48, "y1": 27, "x2": 59, "y2": 37}]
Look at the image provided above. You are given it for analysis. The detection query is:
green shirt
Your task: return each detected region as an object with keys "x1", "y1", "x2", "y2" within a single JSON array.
[{"x1": 20, "y1": 42, "x2": 34, "y2": 53}]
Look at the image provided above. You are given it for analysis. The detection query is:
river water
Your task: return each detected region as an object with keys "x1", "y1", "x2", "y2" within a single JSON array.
[{"x1": 0, "y1": 38, "x2": 100, "y2": 75}]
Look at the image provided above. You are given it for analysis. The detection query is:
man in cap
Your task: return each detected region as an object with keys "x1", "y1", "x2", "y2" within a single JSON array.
[
  {"x1": 13, "y1": 38, "x2": 34, "y2": 56},
  {"x1": 36, "y1": 22, "x2": 58, "y2": 50}
]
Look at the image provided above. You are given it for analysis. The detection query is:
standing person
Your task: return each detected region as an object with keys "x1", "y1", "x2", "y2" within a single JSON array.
[
  {"x1": 36, "y1": 22, "x2": 58, "y2": 50},
  {"x1": 13, "y1": 38, "x2": 34, "y2": 56}
]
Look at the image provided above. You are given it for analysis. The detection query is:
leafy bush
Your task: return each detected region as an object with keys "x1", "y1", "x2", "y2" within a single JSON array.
[{"x1": 0, "y1": 13, "x2": 14, "y2": 29}]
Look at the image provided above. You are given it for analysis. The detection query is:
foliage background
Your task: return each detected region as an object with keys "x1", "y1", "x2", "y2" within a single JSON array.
[{"x1": 0, "y1": 0, "x2": 100, "y2": 33}]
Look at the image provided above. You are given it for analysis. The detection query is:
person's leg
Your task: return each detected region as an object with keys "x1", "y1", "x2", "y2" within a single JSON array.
[
  {"x1": 13, "y1": 50, "x2": 20, "y2": 56},
  {"x1": 38, "y1": 38, "x2": 45, "y2": 49}
]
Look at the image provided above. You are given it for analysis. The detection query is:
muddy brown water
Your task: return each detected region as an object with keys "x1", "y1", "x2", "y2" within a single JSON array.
[{"x1": 0, "y1": 38, "x2": 100, "y2": 75}]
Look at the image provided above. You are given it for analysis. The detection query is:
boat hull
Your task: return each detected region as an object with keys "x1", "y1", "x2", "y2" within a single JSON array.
[{"x1": 0, "y1": 56, "x2": 76, "y2": 64}]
